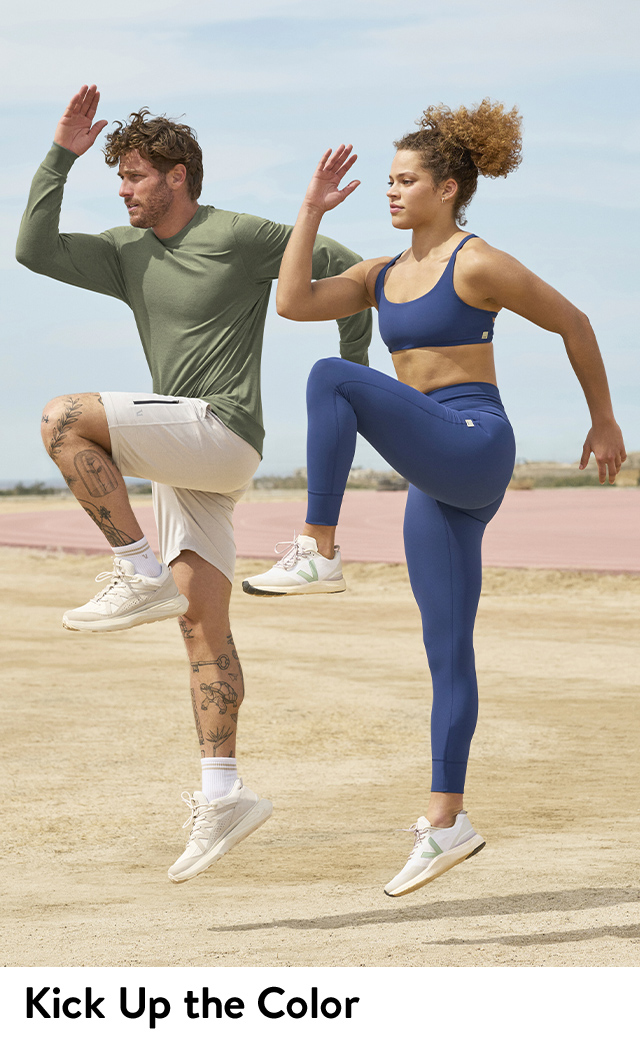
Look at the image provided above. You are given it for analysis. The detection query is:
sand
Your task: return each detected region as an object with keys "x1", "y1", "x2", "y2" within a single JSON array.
[{"x1": 1, "y1": 545, "x2": 639, "y2": 969}]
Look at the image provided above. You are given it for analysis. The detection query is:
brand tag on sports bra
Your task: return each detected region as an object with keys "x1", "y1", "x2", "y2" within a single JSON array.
[{"x1": 465, "y1": 419, "x2": 474, "y2": 427}]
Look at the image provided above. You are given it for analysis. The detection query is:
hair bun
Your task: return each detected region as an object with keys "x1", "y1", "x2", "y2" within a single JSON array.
[{"x1": 418, "y1": 99, "x2": 522, "y2": 178}]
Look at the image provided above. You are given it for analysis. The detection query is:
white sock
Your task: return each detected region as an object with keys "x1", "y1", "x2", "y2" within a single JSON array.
[
  {"x1": 201, "y1": 757, "x2": 238, "y2": 801},
  {"x1": 113, "y1": 536, "x2": 162, "y2": 577}
]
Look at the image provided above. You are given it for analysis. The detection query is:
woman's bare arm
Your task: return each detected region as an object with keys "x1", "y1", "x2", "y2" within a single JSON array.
[
  {"x1": 463, "y1": 244, "x2": 626, "y2": 484},
  {"x1": 276, "y1": 146, "x2": 384, "y2": 321}
]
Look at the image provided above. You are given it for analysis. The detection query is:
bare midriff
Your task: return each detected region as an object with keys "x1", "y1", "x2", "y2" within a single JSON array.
[{"x1": 391, "y1": 342, "x2": 498, "y2": 394}]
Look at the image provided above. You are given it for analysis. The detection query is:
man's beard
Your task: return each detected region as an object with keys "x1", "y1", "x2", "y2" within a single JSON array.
[{"x1": 127, "y1": 182, "x2": 173, "y2": 228}]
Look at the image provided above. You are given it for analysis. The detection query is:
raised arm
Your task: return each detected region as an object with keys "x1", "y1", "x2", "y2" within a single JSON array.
[
  {"x1": 464, "y1": 244, "x2": 626, "y2": 484},
  {"x1": 276, "y1": 146, "x2": 385, "y2": 322},
  {"x1": 16, "y1": 86, "x2": 126, "y2": 301}
]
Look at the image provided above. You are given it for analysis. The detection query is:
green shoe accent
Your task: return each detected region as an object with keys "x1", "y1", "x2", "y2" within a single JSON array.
[
  {"x1": 299, "y1": 559, "x2": 318, "y2": 583},
  {"x1": 420, "y1": 836, "x2": 443, "y2": 859}
]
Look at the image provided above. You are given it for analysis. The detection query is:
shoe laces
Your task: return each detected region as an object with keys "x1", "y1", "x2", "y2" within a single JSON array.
[
  {"x1": 180, "y1": 791, "x2": 216, "y2": 842},
  {"x1": 91, "y1": 558, "x2": 134, "y2": 602},
  {"x1": 272, "y1": 534, "x2": 311, "y2": 570},
  {"x1": 397, "y1": 821, "x2": 433, "y2": 859}
]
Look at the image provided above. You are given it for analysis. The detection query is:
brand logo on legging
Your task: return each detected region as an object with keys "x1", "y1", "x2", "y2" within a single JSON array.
[
  {"x1": 420, "y1": 837, "x2": 443, "y2": 859},
  {"x1": 299, "y1": 560, "x2": 318, "y2": 582}
]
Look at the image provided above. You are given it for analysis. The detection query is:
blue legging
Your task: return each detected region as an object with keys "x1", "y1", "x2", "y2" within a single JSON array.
[{"x1": 305, "y1": 358, "x2": 516, "y2": 792}]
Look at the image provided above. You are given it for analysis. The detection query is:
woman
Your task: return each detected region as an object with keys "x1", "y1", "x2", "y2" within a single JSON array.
[{"x1": 243, "y1": 101, "x2": 626, "y2": 896}]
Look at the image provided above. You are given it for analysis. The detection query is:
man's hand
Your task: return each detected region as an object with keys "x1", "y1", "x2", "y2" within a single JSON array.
[{"x1": 54, "y1": 85, "x2": 108, "y2": 156}]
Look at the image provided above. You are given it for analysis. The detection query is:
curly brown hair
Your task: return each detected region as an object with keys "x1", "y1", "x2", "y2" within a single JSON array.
[
  {"x1": 103, "y1": 109, "x2": 203, "y2": 201},
  {"x1": 394, "y1": 99, "x2": 522, "y2": 225}
]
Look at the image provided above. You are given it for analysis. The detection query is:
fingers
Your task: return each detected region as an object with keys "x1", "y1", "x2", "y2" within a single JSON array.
[
  {"x1": 88, "y1": 120, "x2": 109, "y2": 145},
  {"x1": 340, "y1": 179, "x2": 361, "y2": 200},
  {"x1": 66, "y1": 84, "x2": 100, "y2": 117},
  {"x1": 607, "y1": 452, "x2": 624, "y2": 485},
  {"x1": 598, "y1": 453, "x2": 622, "y2": 484},
  {"x1": 578, "y1": 442, "x2": 590, "y2": 470},
  {"x1": 318, "y1": 145, "x2": 358, "y2": 178}
]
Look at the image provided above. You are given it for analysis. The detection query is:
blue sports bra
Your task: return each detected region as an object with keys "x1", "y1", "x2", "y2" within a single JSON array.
[{"x1": 374, "y1": 233, "x2": 498, "y2": 352}]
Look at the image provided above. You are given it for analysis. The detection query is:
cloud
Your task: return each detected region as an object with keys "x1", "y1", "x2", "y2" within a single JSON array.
[{"x1": 1, "y1": 0, "x2": 637, "y2": 106}]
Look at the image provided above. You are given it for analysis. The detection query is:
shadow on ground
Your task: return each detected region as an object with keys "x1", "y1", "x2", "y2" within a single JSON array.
[{"x1": 208, "y1": 887, "x2": 640, "y2": 941}]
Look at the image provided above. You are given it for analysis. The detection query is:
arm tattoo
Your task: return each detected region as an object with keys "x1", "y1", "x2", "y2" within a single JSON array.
[
  {"x1": 200, "y1": 681, "x2": 238, "y2": 714},
  {"x1": 47, "y1": 396, "x2": 83, "y2": 461},
  {"x1": 74, "y1": 450, "x2": 119, "y2": 497},
  {"x1": 78, "y1": 500, "x2": 137, "y2": 547},
  {"x1": 190, "y1": 687, "x2": 205, "y2": 747},
  {"x1": 190, "y1": 656, "x2": 230, "y2": 673},
  {"x1": 205, "y1": 725, "x2": 234, "y2": 753}
]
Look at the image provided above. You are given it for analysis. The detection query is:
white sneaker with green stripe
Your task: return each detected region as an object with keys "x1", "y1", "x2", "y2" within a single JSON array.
[
  {"x1": 384, "y1": 810, "x2": 485, "y2": 896},
  {"x1": 242, "y1": 534, "x2": 346, "y2": 596}
]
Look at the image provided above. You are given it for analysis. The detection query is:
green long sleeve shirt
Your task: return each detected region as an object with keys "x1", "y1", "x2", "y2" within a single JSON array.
[{"x1": 16, "y1": 144, "x2": 371, "y2": 456}]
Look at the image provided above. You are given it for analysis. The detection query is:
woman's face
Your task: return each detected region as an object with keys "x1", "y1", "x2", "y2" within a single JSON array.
[{"x1": 387, "y1": 149, "x2": 441, "y2": 229}]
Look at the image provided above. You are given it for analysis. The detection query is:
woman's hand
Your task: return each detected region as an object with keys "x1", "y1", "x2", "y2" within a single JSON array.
[
  {"x1": 580, "y1": 421, "x2": 626, "y2": 484},
  {"x1": 303, "y1": 145, "x2": 360, "y2": 214}
]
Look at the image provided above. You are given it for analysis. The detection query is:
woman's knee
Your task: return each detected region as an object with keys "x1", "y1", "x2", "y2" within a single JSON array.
[{"x1": 308, "y1": 356, "x2": 353, "y2": 388}]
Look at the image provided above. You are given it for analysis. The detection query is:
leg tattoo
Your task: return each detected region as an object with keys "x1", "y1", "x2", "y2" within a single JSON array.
[
  {"x1": 190, "y1": 687, "x2": 205, "y2": 749},
  {"x1": 78, "y1": 500, "x2": 137, "y2": 547},
  {"x1": 47, "y1": 396, "x2": 83, "y2": 462},
  {"x1": 199, "y1": 681, "x2": 238, "y2": 714},
  {"x1": 179, "y1": 617, "x2": 195, "y2": 640},
  {"x1": 190, "y1": 656, "x2": 230, "y2": 673},
  {"x1": 74, "y1": 449, "x2": 119, "y2": 497},
  {"x1": 205, "y1": 725, "x2": 235, "y2": 753}
]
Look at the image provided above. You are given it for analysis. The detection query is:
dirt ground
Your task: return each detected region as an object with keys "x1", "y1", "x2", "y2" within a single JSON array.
[{"x1": 1, "y1": 544, "x2": 639, "y2": 968}]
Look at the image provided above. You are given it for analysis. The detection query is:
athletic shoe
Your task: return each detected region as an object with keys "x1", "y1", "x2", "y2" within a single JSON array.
[
  {"x1": 62, "y1": 558, "x2": 189, "y2": 633},
  {"x1": 242, "y1": 534, "x2": 346, "y2": 596},
  {"x1": 384, "y1": 810, "x2": 485, "y2": 897},
  {"x1": 167, "y1": 780, "x2": 273, "y2": 883}
]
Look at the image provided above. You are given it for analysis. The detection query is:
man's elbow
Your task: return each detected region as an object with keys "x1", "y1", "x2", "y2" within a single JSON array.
[{"x1": 15, "y1": 242, "x2": 42, "y2": 273}]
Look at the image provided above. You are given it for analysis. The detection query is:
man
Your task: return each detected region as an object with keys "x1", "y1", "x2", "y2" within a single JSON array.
[{"x1": 16, "y1": 85, "x2": 371, "y2": 883}]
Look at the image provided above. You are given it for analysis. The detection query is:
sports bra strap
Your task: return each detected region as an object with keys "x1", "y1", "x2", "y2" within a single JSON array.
[
  {"x1": 449, "y1": 233, "x2": 477, "y2": 261},
  {"x1": 374, "y1": 254, "x2": 402, "y2": 305}
]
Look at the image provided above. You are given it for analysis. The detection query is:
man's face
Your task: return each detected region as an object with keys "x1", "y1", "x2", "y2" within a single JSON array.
[{"x1": 118, "y1": 150, "x2": 174, "y2": 228}]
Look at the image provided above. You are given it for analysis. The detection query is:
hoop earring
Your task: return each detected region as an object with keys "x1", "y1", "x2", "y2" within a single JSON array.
[{"x1": 441, "y1": 196, "x2": 446, "y2": 204}]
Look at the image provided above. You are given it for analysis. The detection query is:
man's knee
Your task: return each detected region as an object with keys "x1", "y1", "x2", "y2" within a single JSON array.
[{"x1": 40, "y1": 393, "x2": 110, "y2": 458}]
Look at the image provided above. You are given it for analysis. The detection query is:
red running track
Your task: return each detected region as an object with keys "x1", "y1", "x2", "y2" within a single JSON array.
[{"x1": 0, "y1": 489, "x2": 638, "y2": 572}]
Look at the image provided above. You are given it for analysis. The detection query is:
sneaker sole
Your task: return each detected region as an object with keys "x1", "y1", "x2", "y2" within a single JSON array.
[
  {"x1": 242, "y1": 579, "x2": 346, "y2": 596},
  {"x1": 167, "y1": 798, "x2": 273, "y2": 884},
  {"x1": 384, "y1": 835, "x2": 486, "y2": 897},
  {"x1": 62, "y1": 594, "x2": 189, "y2": 633}
]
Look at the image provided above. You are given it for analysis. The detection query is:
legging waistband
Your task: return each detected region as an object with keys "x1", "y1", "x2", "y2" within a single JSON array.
[{"x1": 425, "y1": 381, "x2": 506, "y2": 416}]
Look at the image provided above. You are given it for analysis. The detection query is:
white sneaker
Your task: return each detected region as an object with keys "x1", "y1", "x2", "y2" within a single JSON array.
[
  {"x1": 242, "y1": 534, "x2": 346, "y2": 596},
  {"x1": 167, "y1": 780, "x2": 273, "y2": 883},
  {"x1": 62, "y1": 558, "x2": 189, "y2": 632},
  {"x1": 384, "y1": 811, "x2": 485, "y2": 897}
]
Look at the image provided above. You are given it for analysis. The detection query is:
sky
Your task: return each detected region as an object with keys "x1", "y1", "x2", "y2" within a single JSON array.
[{"x1": 1, "y1": 0, "x2": 638, "y2": 481}]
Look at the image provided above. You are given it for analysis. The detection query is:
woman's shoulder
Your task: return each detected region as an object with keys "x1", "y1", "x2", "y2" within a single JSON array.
[
  {"x1": 350, "y1": 254, "x2": 395, "y2": 274},
  {"x1": 457, "y1": 236, "x2": 519, "y2": 283},
  {"x1": 337, "y1": 255, "x2": 395, "y2": 305}
]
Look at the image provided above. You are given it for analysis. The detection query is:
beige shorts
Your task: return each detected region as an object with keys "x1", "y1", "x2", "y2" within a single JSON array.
[{"x1": 102, "y1": 392, "x2": 261, "y2": 583}]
